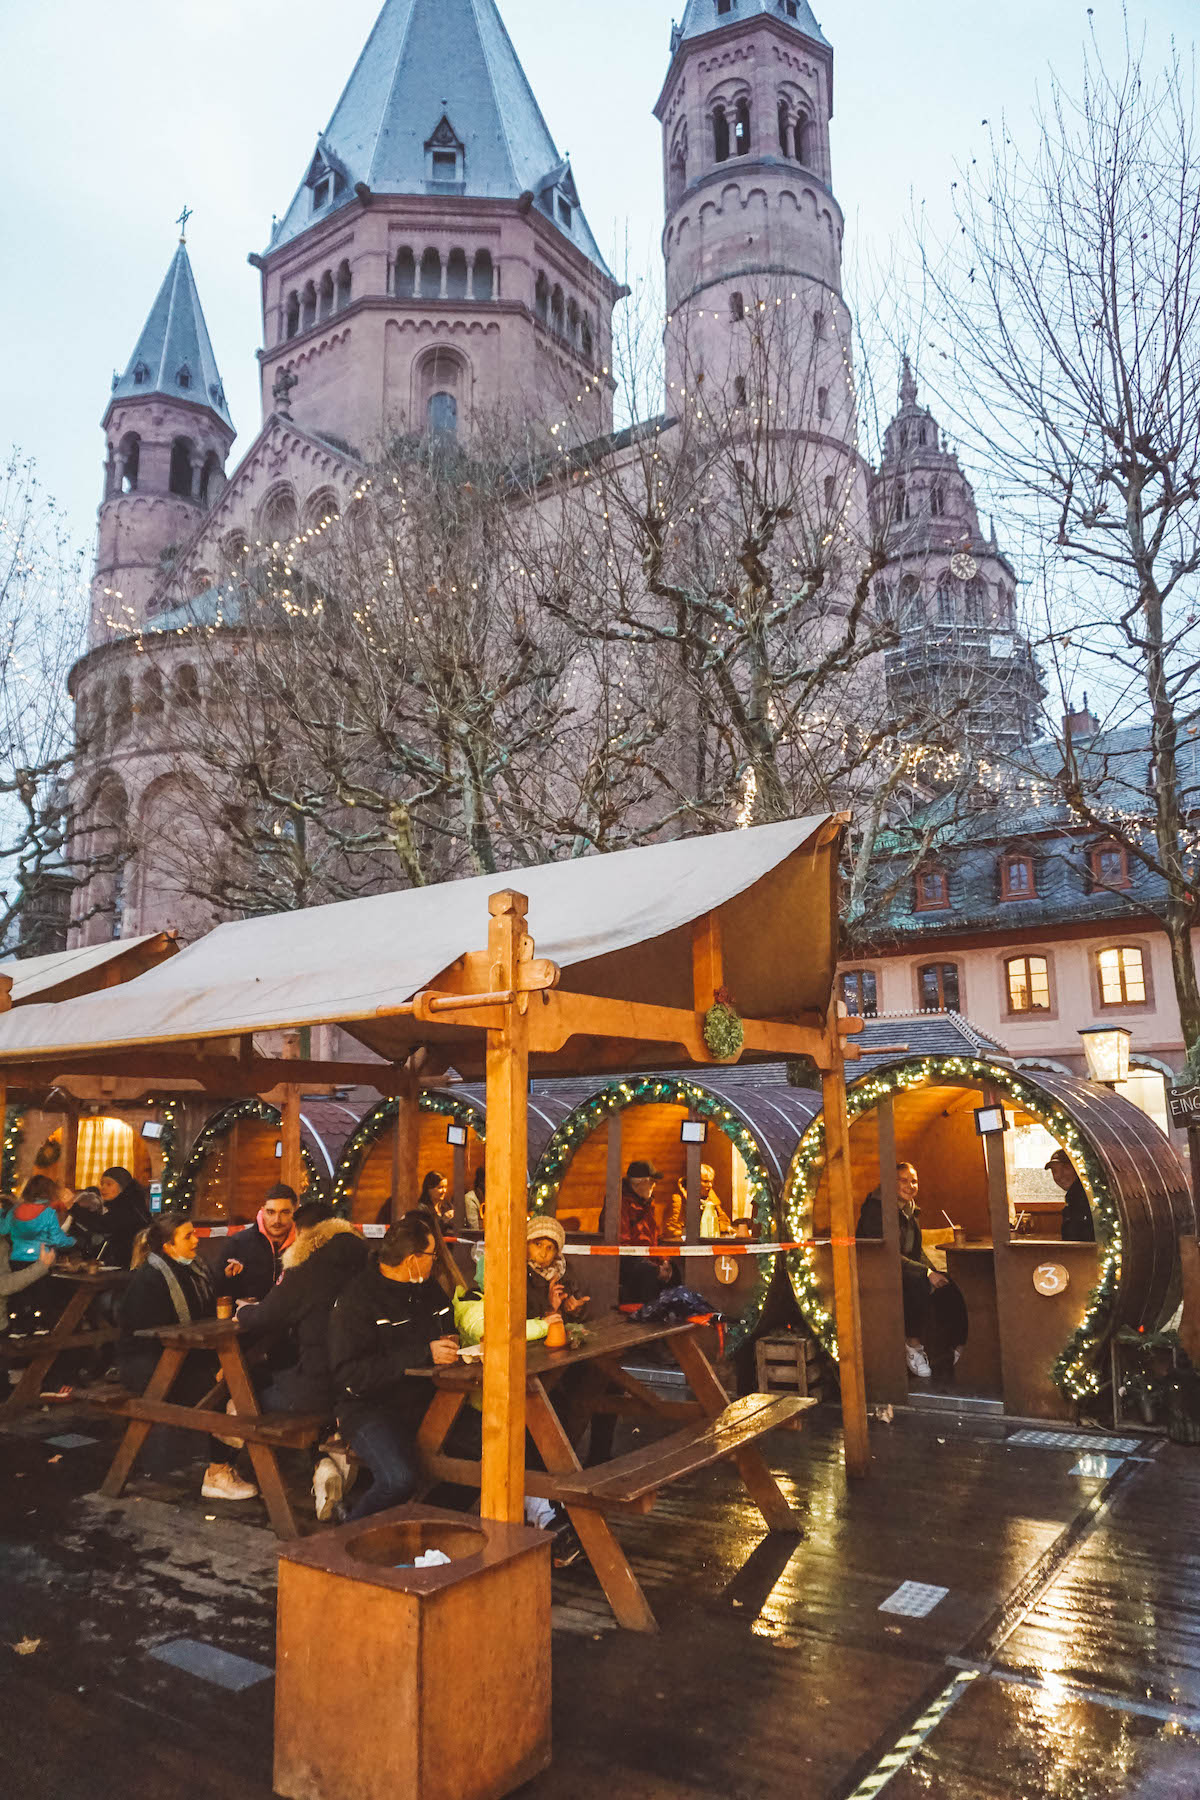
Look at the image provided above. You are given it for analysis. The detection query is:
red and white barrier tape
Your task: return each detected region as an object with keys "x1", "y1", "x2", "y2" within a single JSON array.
[{"x1": 193, "y1": 1224, "x2": 842, "y2": 1254}]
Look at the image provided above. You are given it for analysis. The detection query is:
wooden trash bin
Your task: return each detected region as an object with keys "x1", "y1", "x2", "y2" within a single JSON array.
[{"x1": 274, "y1": 1503, "x2": 553, "y2": 1800}]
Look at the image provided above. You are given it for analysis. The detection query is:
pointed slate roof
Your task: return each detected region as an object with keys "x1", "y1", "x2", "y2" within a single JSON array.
[
  {"x1": 674, "y1": 0, "x2": 829, "y2": 50},
  {"x1": 109, "y1": 243, "x2": 233, "y2": 430},
  {"x1": 269, "y1": 0, "x2": 612, "y2": 278}
]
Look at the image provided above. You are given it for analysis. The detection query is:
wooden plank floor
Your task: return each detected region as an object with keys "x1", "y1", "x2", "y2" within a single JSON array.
[{"x1": 2, "y1": 1402, "x2": 1199, "y2": 1798}]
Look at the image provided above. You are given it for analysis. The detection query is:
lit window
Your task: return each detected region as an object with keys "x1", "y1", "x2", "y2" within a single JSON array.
[
  {"x1": 1098, "y1": 946, "x2": 1146, "y2": 1006},
  {"x1": 1114, "y1": 1069, "x2": 1169, "y2": 1136},
  {"x1": 1001, "y1": 855, "x2": 1035, "y2": 900},
  {"x1": 919, "y1": 963, "x2": 960, "y2": 1012},
  {"x1": 841, "y1": 970, "x2": 878, "y2": 1018},
  {"x1": 915, "y1": 868, "x2": 949, "y2": 911},
  {"x1": 1007, "y1": 955, "x2": 1050, "y2": 1013}
]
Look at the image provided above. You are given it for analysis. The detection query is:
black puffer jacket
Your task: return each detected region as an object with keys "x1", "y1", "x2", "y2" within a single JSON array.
[
  {"x1": 329, "y1": 1263, "x2": 455, "y2": 1432},
  {"x1": 216, "y1": 1218, "x2": 290, "y2": 1301},
  {"x1": 237, "y1": 1219, "x2": 369, "y2": 1412}
]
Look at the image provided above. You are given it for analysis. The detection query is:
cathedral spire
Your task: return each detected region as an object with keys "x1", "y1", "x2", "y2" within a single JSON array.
[
  {"x1": 673, "y1": 0, "x2": 829, "y2": 49},
  {"x1": 269, "y1": 0, "x2": 611, "y2": 276},
  {"x1": 110, "y1": 241, "x2": 233, "y2": 430}
]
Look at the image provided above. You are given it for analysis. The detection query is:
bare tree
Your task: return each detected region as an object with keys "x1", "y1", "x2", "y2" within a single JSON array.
[
  {"x1": 912, "y1": 34, "x2": 1200, "y2": 1054},
  {"x1": 0, "y1": 450, "x2": 87, "y2": 948}
]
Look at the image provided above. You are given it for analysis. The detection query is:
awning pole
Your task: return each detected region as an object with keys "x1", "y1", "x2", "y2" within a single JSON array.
[
  {"x1": 481, "y1": 890, "x2": 530, "y2": 1525},
  {"x1": 823, "y1": 1053, "x2": 870, "y2": 1479}
]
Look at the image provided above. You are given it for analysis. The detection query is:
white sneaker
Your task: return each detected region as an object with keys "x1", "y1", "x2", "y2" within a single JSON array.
[
  {"x1": 201, "y1": 1463, "x2": 259, "y2": 1502},
  {"x1": 953, "y1": 1347, "x2": 963, "y2": 1365},
  {"x1": 313, "y1": 1455, "x2": 344, "y2": 1522},
  {"x1": 324, "y1": 1443, "x2": 357, "y2": 1495},
  {"x1": 905, "y1": 1344, "x2": 933, "y2": 1380}
]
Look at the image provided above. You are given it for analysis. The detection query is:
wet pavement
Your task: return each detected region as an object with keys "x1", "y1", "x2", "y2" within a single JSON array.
[{"x1": 1, "y1": 1400, "x2": 1198, "y2": 1797}]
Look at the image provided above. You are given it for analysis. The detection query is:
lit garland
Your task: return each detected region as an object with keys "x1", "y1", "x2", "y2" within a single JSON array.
[
  {"x1": 781, "y1": 1057, "x2": 1121, "y2": 1401},
  {"x1": 529, "y1": 1077, "x2": 777, "y2": 1352},
  {"x1": 331, "y1": 1092, "x2": 485, "y2": 1210},
  {"x1": 154, "y1": 1098, "x2": 182, "y2": 1208},
  {"x1": 173, "y1": 1098, "x2": 322, "y2": 1212},
  {"x1": 2, "y1": 1106, "x2": 22, "y2": 1190}
]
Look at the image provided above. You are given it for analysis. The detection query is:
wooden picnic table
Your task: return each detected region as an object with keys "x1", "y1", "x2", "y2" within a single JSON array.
[
  {"x1": 93, "y1": 1317, "x2": 325, "y2": 1540},
  {"x1": 0, "y1": 1265, "x2": 129, "y2": 1416},
  {"x1": 410, "y1": 1315, "x2": 814, "y2": 1632}
]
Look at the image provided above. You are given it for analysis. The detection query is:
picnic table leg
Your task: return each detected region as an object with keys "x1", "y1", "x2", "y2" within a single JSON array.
[
  {"x1": 2, "y1": 1286, "x2": 95, "y2": 1416},
  {"x1": 670, "y1": 1331, "x2": 803, "y2": 1535},
  {"x1": 413, "y1": 1389, "x2": 468, "y2": 1501},
  {"x1": 526, "y1": 1381, "x2": 659, "y2": 1635},
  {"x1": 221, "y1": 1347, "x2": 299, "y2": 1541},
  {"x1": 99, "y1": 1347, "x2": 187, "y2": 1498}
]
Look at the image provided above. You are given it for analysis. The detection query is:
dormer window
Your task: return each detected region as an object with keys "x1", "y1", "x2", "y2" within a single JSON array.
[
  {"x1": 557, "y1": 196, "x2": 573, "y2": 230},
  {"x1": 783, "y1": 0, "x2": 799, "y2": 14},
  {"x1": 432, "y1": 150, "x2": 459, "y2": 183},
  {"x1": 425, "y1": 115, "x2": 465, "y2": 190},
  {"x1": 717, "y1": 0, "x2": 734, "y2": 13},
  {"x1": 176, "y1": 364, "x2": 192, "y2": 390},
  {"x1": 133, "y1": 361, "x2": 149, "y2": 386},
  {"x1": 313, "y1": 178, "x2": 331, "y2": 211}
]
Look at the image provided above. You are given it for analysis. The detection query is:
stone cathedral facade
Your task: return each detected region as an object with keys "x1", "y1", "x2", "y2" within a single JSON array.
[{"x1": 67, "y1": 0, "x2": 1040, "y2": 947}]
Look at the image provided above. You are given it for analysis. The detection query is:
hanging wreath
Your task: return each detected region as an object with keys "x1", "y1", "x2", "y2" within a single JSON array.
[{"x1": 704, "y1": 987, "x2": 745, "y2": 1060}]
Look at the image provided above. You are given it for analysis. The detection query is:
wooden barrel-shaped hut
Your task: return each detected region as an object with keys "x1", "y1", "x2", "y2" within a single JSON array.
[
  {"x1": 782, "y1": 1055, "x2": 1193, "y2": 1421},
  {"x1": 530, "y1": 1069, "x2": 820, "y2": 1347},
  {"x1": 181, "y1": 1098, "x2": 365, "y2": 1224}
]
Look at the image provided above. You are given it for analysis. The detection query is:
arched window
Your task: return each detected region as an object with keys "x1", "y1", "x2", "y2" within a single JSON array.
[
  {"x1": 1006, "y1": 955, "x2": 1050, "y2": 1013},
  {"x1": 535, "y1": 272, "x2": 549, "y2": 321},
  {"x1": 930, "y1": 483, "x2": 945, "y2": 517},
  {"x1": 446, "y1": 249, "x2": 469, "y2": 300},
  {"x1": 319, "y1": 270, "x2": 334, "y2": 319},
  {"x1": 935, "y1": 581, "x2": 956, "y2": 624},
  {"x1": 169, "y1": 438, "x2": 194, "y2": 499},
  {"x1": 285, "y1": 291, "x2": 300, "y2": 338},
  {"x1": 175, "y1": 664, "x2": 200, "y2": 709},
  {"x1": 550, "y1": 286, "x2": 565, "y2": 336},
  {"x1": 118, "y1": 433, "x2": 140, "y2": 495},
  {"x1": 336, "y1": 259, "x2": 352, "y2": 309},
  {"x1": 730, "y1": 291, "x2": 745, "y2": 321},
  {"x1": 812, "y1": 308, "x2": 824, "y2": 335},
  {"x1": 221, "y1": 531, "x2": 247, "y2": 568},
  {"x1": 1000, "y1": 854, "x2": 1037, "y2": 901},
  {"x1": 734, "y1": 374, "x2": 747, "y2": 406},
  {"x1": 794, "y1": 114, "x2": 812, "y2": 164},
  {"x1": 669, "y1": 140, "x2": 687, "y2": 206},
  {"x1": 419, "y1": 248, "x2": 442, "y2": 298},
  {"x1": 817, "y1": 386, "x2": 829, "y2": 419},
  {"x1": 734, "y1": 97, "x2": 751, "y2": 155},
  {"x1": 713, "y1": 106, "x2": 730, "y2": 163},
  {"x1": 566, "y1": 298, "x2": 580, "y2": 345},
  {"x1": 472, "y1": 250, "x2": 494, "y2": 301},
  {"x1": 110, "y1": 676, "x2": 133, "y2": 741},
  {"x1": 918, "y1": 961, "x2": 960, "y2": 1010},
  {"x1": 428, "y1": 392, "x2": 458, "y2": 436},
  {"x1": 875, "y1": 581, "x2": 894, "y2": 622},
  {"x1": 395, "y1": 248, "x2": 416, "y2": 298},
  {"x1": 260, "y1": 487, "x2": 299, "y2": 546},
  {"x1": 198, "y1": 452, "x2": 222, "y2": 507},
  {"x1": 305, "y1": 489, "x2": 341, "y2": 532},
  {"x1": 140, "y1": 667, "x2": 163, "y2": 722},
  {"x1": 580, "y1": 316, "x2": 594, "y2": 361},
  {"x1": 778, "y1": 101, "x2": 790, "y2": 155},
  {"x1": 301, "y1": 282, "x2": 317, "y2": 329},
  {"x1": 964, "y1": 579, "x2": 986, "y2": 626},
  {"x1": 898, "y1": 575, "x2": 923, "y2": 628},
  {"x1": 893, "y1": 479, "x2": 909, "y2": 522}
]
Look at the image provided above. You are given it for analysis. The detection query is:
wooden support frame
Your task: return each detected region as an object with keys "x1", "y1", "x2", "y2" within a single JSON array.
[{"x1": 823, "y1": 1045, "x2": 870, "y2": 1479}]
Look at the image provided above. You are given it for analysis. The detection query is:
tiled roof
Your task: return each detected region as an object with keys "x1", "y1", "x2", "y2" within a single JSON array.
[
  {"x1": 269, "y1": 0, "x2": 612, "y2": 278},
  {"x1": 674, "y1": 0, "x2": 830, "y2": 50},
  {"x1": 109, "y1": 244, "x2": 232, "y2": 430}
]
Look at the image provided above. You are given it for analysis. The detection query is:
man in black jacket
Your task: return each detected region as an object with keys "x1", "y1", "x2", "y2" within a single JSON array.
[
  {"x1": 1047, "y1": 1150, "x2": 1096, "y2": 1242},
  {"x1": 217, "y1": 1185, "x2": 297, "y2": 1301},
  {"x1": 238, "y1": 1206, "x2": 369, "y2": 1415},
  {"x1": 857, "y1": 1161, "x2": 967, "y2": 1381},
  {"x1": 329, "y1": 1214, "x2": 460, "y2": 1521}
]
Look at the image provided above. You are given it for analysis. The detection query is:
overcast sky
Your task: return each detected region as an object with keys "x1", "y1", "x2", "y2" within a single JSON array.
[{"x1": 1, "y1": 0, "x2": 1190, "y2": 557}]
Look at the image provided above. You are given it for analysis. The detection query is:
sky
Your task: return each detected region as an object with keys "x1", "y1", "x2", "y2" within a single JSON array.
[{"x1": 0, "y1": 0, "x2": 1191, "y2": 561}]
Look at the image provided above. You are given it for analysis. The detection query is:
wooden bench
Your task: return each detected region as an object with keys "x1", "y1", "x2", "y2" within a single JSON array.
[
  {"x1": 89, "y1": 1389, "x2": 326, "y2": 1450},
  {"x1": 0, "y1": 1268, "x2": 130, "y2": 1416},
  {"x1": 550, "y1": 1393, "x2": 814, "y2": 1512}
]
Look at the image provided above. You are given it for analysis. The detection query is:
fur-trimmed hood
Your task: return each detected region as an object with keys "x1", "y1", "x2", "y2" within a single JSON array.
[{"x1": 282, "y1": 1216, "x2": 362, "y2": 1271}]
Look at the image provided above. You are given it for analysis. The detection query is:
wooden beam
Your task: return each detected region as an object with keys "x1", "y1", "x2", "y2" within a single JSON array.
[
  {"x1": 527, "y1": 991, "x2": 831, "y2": 1065},
  {"x1": 481, "y1": 891, "x2": 530, "y2": 1526},
  {"x1": 691, "y1": 913, "x2": 724, "y2": 1014},
  {"x1": 279, "y1": 1033, "x2": 303, "y2": 1195},
  {"x1": 823, "y1": 1054, "x2": 870, "y2": 1480},
  {"x1": 391, "y1": 1071, "x2": 420, "y2": 1221},
  {"x1": 0, "y1": 1054, "x2": 405, "y2": 1096},
  {"x1": 62, "y1": 1105, "x2": 80, "y2": 1191}
]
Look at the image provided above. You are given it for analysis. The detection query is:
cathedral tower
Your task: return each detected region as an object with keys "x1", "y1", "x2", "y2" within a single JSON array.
[
  {"x1": 255, "y1": 0, "x2": 624, "y2": 454},
  {"x1": 93, "y1": 239, "x2": 234, "y2": 643}
]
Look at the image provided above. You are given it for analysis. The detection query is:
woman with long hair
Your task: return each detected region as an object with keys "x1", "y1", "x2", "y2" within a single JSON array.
[{"x1": 97, "y1": 1166, "x2": 151, "y2": 1269}]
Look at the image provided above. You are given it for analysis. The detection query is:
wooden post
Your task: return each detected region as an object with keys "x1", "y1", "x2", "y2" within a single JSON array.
[
  {"x1": 686, "y1": 1135, "x2": 702, "y2": 1240},
  {"x1": 823, "y1": 1055, "x2": 870, "y2": 1479},
  {"x1": 62, "y1": 1106, "x2": 80, "y2": 1191},
  {"x1": 391, "y1": 1071, "x2": 420, "y2": 1221},
  {"x1": 280, "y1": 1031, "x2": 304, "y2": 1196},
  {"x1": 691, "y1": 912, "x2": 724, "y2": 1014},
  {"x1": 481, "y1": 891, "x2": 530, "y2": 1525},
  {"x1": 605, "y1": 1114, "x2": 622, "y2": 1243}
]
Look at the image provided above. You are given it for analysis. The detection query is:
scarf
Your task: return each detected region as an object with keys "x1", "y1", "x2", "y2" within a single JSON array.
[{"x1": 148, "y1": 1251, "x2": 214, "y2": 1324}]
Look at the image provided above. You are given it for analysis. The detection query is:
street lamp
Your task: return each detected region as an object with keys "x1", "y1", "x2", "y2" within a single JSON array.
[{"x1": 1078, "y1": 1026, "x2": 1132, "y2": 1088}]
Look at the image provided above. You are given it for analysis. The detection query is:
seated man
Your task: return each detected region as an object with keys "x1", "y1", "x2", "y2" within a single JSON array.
[
  {"x1": 328, "y1": 1215, "x2": 459, "y2": 1522},
  {"x1": 237, "y1": 1200, "x2": 370, "y2": 1520},
  {"x1": 618, "y1": 1161, "x2": 682, "y2": 1306},
  {"x1": 1046, "y1": 1149, "x2": 1096, "y2": 1242},
  {"x1": 217, "y1": 1184, "x2": 297, "y2": 1301},
  {"x1": 856, "y1": 1161, "x2": 967, "y2": 1382}
]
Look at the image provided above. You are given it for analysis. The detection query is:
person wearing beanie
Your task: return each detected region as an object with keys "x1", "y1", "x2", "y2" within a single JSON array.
[{"x1": 525, "y1": 1215, "x2": 590, "y2": 1322}]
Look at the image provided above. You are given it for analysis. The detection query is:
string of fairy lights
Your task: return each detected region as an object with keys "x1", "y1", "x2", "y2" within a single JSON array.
[
  {"x1": 330, "y1": 1091, "x2": 484, "y2": 1210},
  {"x1": 528, "y1": 1076, "x2": 777, "y2": 1352},
  {"x1": 170, "y1": 1097, "x2": 320, "y2": 1212},
  {"x1": 782, "y1": 1056, "x2": 1121, "y2": 1401}
]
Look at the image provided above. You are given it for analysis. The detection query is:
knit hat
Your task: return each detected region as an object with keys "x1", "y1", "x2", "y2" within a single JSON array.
[{"x1": 527, "y1": 1215, "x2": 566, "y2": 1252}]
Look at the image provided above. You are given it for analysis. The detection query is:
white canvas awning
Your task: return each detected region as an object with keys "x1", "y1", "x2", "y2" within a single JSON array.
[
  {"x1": 0, "y1": 934, "x2": 177, "y2": 1006},
  {"x1": 0, "y1": 816, "x2": 842, "y2": 1072}
]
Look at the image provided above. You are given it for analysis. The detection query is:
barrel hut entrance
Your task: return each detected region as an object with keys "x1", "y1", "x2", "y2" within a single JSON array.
[
  {"x1": 335, "y1": 1093, "x2": 486, "y2": 1225},
  {"x1": 179, "y1": 1099, "x2": 366, "y2": 1224},
  {"x1": 532, "y1": 1071, "x2": 820, "y2": 1342},
  {"x1": 784, "y1": 1056, "x2": 1193, "y2": 1423}
]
